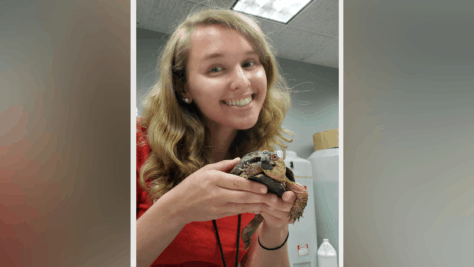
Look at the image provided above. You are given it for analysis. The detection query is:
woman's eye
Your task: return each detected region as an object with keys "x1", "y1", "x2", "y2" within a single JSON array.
[
  {"x1": 209, "y1": 66, "x2": 223, "y2": 73},
  {"x1": 243, "y1": 61, "x2": 255, "y2": 68}
]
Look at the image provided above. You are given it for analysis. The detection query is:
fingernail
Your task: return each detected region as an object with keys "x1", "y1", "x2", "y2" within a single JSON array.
[{"x1": 260, "y1": 187, "x2": 267, "y2": 194}]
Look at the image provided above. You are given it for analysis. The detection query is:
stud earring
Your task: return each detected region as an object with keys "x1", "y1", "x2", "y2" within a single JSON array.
[{"x1": 184, "y1": 98, "x2": 190, "y2": 103}]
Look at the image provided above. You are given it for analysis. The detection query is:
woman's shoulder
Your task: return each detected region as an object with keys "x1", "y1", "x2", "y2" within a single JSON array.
[
  {"x1": 136, "y1": 117, "x2": 150, "y2": 167},
  {"x1": 136, "y1": 117, "x2": 147, "y2": 139},
  {"x1": 136, "y1": 117, "x2": 150, "y2": 146}
]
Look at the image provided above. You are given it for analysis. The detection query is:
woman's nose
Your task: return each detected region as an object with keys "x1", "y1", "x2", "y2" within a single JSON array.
[{"x1": 230, "y1": 65, "x2": 251, "y2": 90}]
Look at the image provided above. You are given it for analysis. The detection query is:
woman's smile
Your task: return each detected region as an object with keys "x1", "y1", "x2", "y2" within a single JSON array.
[{"x1": 222, "y1": 94, "x2": 255, "y2": 107}]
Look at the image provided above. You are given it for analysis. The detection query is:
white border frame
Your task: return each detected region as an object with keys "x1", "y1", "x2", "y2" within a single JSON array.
[
  {"x1": 130, "y1": 0, "x2": 343, "y2": 266},
  {"x1": 131, "y1": 1, "x2": 137, "y2": 266},
  {"x1": 338, "y1": 0, "x2": 344, "y2": 266}
]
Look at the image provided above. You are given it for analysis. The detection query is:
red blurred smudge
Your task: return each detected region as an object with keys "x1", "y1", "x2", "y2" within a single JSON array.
[
  {"x1": 0, "y1": 104, "x2": 29, "y2": 148},
  {"x1": 1, "y1": 102, "x2": 64, "y2": 267}
]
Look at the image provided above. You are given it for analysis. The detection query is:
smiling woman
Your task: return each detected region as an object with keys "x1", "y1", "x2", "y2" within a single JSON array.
[
  {"x1": 185, "y1": 24, "x2": 267, "y2": 132},
  {"x1": 136, "y1": 8, "x2": 295, "y2": 267}
]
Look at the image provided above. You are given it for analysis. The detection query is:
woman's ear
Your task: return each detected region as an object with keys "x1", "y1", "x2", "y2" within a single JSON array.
[{"x1": 181, "y1": 88, "x2": 192, "y2": 104}]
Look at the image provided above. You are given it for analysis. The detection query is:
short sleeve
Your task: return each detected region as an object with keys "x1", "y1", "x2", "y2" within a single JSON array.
[{"x1": 136, "y1": 119, "x2": 151, "y2": 218}]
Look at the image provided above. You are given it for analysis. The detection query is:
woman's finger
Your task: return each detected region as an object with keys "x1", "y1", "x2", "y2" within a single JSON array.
[
  {"x1": 221, "y1": 190, "x2": 273, "y2": 206},
  {"x1": 208, "y1": 157, "x2": 241, "y2": 172},
  {"x1": 221, "y1": 202, "x2": 268, "y2": 215},
  {"x1": 282, "y1": 191, "x2": 296, "y2": 203},
  {"x1": 221, "y1": 200, "x2": 290, "y2": 221},
  {"x1": 216, "y1": 174, "x2": 268, "y2": 194},
  {"x1": 261, "y1": 205, "x2": 289, "y2": 220},
  {"x1": 222, "y1": 189, "x2": 293, "y2": 213},
  {"x1": 259, "y1": 211, "x2": 290, "y2": 228},
  {"x1": 260, "y1": 193, "x2": 293, "y2": 212}
]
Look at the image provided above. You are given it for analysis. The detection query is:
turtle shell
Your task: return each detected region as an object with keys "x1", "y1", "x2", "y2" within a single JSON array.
[
  {"x1": 248, "y1": 173, "x2": 286, "y2": 197},
  {"x1": 248, "y1": 164, "x2": 295, "y2": 196},
  {"x1": 230, "y1": 150, "x2": 273, "y2": 176},
  {"x1": 233, "y1": 150, "x2": 309, "y2": 249},
  {"x1": 230, "y1": 150, "x2": 295, "y2": 197}
]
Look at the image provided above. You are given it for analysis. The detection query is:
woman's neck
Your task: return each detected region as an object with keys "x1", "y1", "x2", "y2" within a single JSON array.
[{"x1": 205, "y1": 121, "x2": 238, "y2": 163}]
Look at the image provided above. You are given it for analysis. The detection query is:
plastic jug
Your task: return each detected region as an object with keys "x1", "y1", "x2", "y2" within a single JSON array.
[
  {"x1": 307, "y1": 148, "x2": 339, "y2": 263},
  {"x1": 276, "y1": 150, "x2": 317, "y2": 267},
  {"x1": 317, "y1": 239, "x2": 337, "y2": 267}
]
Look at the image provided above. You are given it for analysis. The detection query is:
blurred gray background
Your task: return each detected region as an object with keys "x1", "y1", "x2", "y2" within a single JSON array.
[
  {"x1": 345, "y1": 0, "x2": 474, "y2": 266},
  {"x1": 1, "y1": 0, "x2": 130, "y2": 266},
  {"x1": 136, "y1": 0, "x2": 339, "y2": 159},
  {"x1": 4, "y1": 0, "x2": 473, "y2": 266}
]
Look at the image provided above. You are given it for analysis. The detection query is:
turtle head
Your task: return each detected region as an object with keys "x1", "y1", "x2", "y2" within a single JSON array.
[
  {"x1": 262, "y1": 153, "x2": 287, "y2": 182},
  {"x1": 260, "y1": 151, "x2": 274, "y2": 170}
]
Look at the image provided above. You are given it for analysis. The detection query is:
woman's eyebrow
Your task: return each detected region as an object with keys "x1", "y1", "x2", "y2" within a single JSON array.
[{"x1": 202, "y1": 50, "x2": 258, "y2": 61}]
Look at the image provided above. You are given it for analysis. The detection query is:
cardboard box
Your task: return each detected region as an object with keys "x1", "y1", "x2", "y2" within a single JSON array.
[{"x1": 313, "y1": 129, "x2": 339, "y2": 151}]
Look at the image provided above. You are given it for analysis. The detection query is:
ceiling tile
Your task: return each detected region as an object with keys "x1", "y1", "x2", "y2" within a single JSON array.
[
  {"x1": 137, "y1": 0, "x2": 154, "y2": 28},
  {"x1": 304, "y1": 39, "x2": 338, "y2": 68},
  {"x1": 182, "y1": 1, "x2": 286, "y2": 39},
  {"x1": 287, "y1": 0, "x2": 338, "y2": 37},
  {"x1": 235, "y1": 12, "x2": 286, "y2": 40},
  {"x1": 183, "y1": 0, "x2": 236, "y2": 9},
  {"x1": 137, "y1": 0, "x2": 339, "y2": 68},
  {"x1": 270, "y1": 27, "x2": 335, "y2": 62},
  {"x1": 146, "y1": 0, "x2": 209, "y2": 34}
]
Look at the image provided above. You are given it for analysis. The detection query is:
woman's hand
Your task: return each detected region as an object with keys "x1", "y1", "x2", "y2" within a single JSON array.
[
  {"x1": 259, "y1": 191, "x2": 297, "y2": 230},
  {"x1": 167, "y1": 157, "x2": 278, "y2": 225},
  {"x1": 241, "y1": 190, "x2": 297, "y2": 267}
]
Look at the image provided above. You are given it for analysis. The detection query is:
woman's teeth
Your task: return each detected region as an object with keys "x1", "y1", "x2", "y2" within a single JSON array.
[{"x1": 225, "y1": 96, "x2": 252, "y2": 107}]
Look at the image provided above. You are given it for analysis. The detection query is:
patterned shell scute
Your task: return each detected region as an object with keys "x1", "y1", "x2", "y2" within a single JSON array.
[{"x1": 230, "y1": 150, "x2": 271, "y2": 176}]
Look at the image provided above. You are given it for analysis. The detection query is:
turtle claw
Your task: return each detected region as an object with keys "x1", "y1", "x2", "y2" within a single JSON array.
[
  {"x1": 289, "y1": 193, "x2": 308, "y2": 221},
  {"x1": 286, "y1": 182, "x2": 309, "y2": 222}
]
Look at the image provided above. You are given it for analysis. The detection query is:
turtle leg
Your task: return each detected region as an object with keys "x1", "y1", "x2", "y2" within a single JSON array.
[
  {"x1": 241, "y1": 214, "x2": 264, "y2": 249},
  {"x1": 285, "y1": 181, "x2": 309, "y2": 222}
]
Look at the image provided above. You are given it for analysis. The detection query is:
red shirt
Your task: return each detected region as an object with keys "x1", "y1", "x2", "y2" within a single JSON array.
[{"x1": 136, "y1": 122, "x2": 256, "y2": 266}]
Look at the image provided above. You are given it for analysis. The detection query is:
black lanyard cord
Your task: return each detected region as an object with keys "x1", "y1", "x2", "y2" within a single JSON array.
[
  {"x1": 235, "y1": 214, "x2": 241, "y2": 267},
  {"x1": 213, "y1": 214, "x2": 242, "y2": 267}
]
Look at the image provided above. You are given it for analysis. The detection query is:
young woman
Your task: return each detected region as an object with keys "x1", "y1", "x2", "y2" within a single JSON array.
[{"x1": 137, "y1": 8, "x2": 295, "y2": 267}]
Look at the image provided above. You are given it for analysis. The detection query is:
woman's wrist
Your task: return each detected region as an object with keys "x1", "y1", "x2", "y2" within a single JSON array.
[
  {"x1": 258, "y1": 222, "x2": 289, "y2": 249},
  {"x1": 258, "y1": 231, "x2": 289, "y2": 250},
  {"x1": 150, "y1": 188, "x2": 189, "y2": 227}
]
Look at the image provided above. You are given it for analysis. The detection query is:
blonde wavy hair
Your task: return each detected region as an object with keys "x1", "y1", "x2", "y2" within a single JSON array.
[{"x1": 139, "y1": 8, "x2": 294, "y2": 199}]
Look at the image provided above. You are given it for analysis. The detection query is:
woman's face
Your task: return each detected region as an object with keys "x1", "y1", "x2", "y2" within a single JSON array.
[{"x1": 184, "y1": 24, "x2": 267, "y2": 131}]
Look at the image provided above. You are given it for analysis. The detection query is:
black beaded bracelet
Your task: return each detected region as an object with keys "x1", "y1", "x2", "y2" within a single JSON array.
[{"x1": 257, "y1": 232, "x2": 289, "y2": 251}]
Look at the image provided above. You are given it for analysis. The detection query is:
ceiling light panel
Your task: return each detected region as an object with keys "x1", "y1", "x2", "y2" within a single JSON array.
[{"x1": 232, "y1": 0, "x2": 312, "y2": 24}]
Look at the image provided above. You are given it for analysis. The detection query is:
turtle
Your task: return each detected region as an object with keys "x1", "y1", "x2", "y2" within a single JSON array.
[{"x1": 230, "y1": 150, "x2": 309, "y2": 249}]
